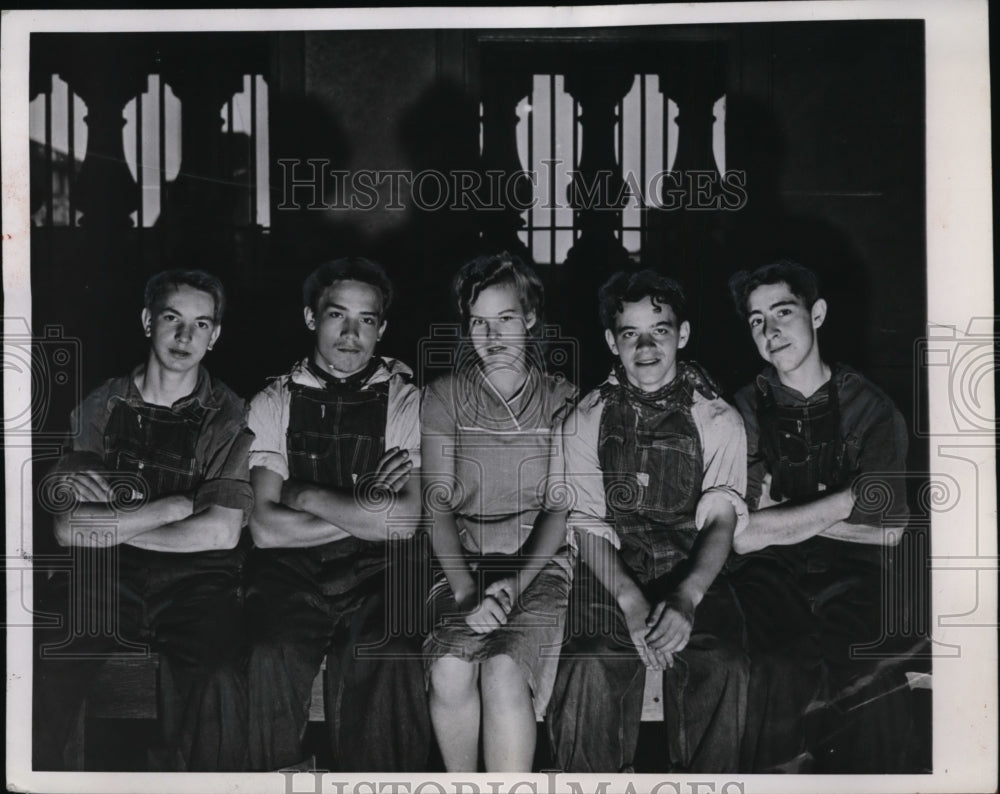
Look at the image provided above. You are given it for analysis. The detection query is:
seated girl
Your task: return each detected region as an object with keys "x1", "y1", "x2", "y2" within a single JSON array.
[{"x1": 421, "y1": 252, "x2": 577, "y2": 772}]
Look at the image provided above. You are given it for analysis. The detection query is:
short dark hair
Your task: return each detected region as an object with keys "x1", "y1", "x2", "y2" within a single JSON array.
[
  {"x1": 598, "y1": 269, "x2": 687, "y2": 331},
  {"x1": 144, "y1": 270, "x2": 226, "y2": 323},
  {"x1": 302, "y1": 257, "x2": 394, "y2": 316},
  {"x1": 453, "y1": 251, "x2": 545, "y2": 334},
  {"x1": 728, "y1": 259, "x2": 821, "y2": 320}
]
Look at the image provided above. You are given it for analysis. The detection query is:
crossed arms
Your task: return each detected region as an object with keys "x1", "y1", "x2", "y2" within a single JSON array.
[
  {"x1": 51, "y1": 466, "x2": 244, "y2": 552},
  {"x1": 248, "y1": 446, "x2": 422, "y2": 548}
]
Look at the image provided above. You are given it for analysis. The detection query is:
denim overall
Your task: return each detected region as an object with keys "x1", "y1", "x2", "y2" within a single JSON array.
[
  {"x1": 246, "y1": 369, "x2": 429, "y2": 772},
  {"x1": 276, "y1": 378, "x2": 392, "y2": 592},
  {"x1": 34, "y1": 396, "x2": 248, "y2": 771},
  {"x1": 597, "y1": 376, "x2": 702, "y2": 584},
  {"x1": 735, "y1": 375, "x2": 900, "y2": 772},
  {"x1": 548, "y1": 365, "x2": 747, "y2": 773}
]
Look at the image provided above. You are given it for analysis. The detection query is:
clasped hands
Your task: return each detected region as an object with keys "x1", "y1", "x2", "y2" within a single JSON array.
[
  {"x1": 456, "y1": 576, "x2": 520, "y2": 635},
  {"x1": 622, "y1": 590, "x2": 697, "y2": 671}
]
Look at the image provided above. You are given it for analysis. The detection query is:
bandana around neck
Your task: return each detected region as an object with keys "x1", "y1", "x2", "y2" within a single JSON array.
[{"x1": 609, "y1": 360, "x2": 719, "y2": 408}]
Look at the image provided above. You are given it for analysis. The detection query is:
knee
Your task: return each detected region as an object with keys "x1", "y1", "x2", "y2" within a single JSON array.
[
  {"x1": 481, "y1": 654, "x2": 526, "y2": 696},
  {"x1": 429, "y1": 656, "x2": 477, "y2": 703}
]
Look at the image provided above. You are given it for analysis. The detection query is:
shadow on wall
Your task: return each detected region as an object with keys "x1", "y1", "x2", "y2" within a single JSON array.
[
  {"x1": 375, "y1": 80, "x2": 491, "y2": 372},
  {"x1": 715, "y1": 94, "x2": 874, "y2": 396}
]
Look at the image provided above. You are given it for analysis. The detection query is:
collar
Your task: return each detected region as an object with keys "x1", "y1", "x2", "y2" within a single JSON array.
[
  {"x1": 289, "y1": 356, "x2": 408, "y2": 391},
  {"x1": 755, "y1": 362, "x2": 849, "y2": 403},
  {"x1": 120, "y1": 364, "x2": 221, "y2": 412},
  {"x1": 307, "y1": 355, "x2": 384, "y2": 392}
]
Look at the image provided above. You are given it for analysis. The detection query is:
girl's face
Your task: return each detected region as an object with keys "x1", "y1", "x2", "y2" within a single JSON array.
[{"x1": 467, "y1": 282, "x2": 536, "y2": 370}]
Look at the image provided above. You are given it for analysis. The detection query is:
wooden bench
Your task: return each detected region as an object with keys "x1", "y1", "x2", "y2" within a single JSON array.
[{"x1": 67, "y1": 654, "x2": 666, "y2": 769}]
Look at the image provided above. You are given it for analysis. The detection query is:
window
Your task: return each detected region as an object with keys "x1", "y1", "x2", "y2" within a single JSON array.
[
  {"x1": 30, "y1": 72, "x2": 269, "y2": 228},
  {"x1": 499, "y1": 73, "x2": 726, "y2": 265}
]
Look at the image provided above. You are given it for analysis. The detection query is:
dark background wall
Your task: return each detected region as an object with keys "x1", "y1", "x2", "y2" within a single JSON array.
[{"x1": 29, "y1": 20, "x2": 926, "y2": 548}]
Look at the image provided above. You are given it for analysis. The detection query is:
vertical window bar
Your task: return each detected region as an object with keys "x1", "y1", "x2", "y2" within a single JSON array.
[
  {"x1": 526, "y1": 82, "x2": 534, "y2": 261},
  {"x1": 136, "y1": 89, "x2": 143, "y2": 229},
  {"x1": 617, "y1": 97, "x2": 624, "y2": 240},
  {"x1": 662, "y1": 94, "x2": 670, "y2": 183},
  {"x1": 549, "y1": 74, "x2": 556, "y2": 267},
  {"x1": 226, "y1": 97, "x2": 234, "y2": 209},
  {"x1": 159, "y1": 76, "x2": 166, "y2": 205},
  {"x1": 572, "y1": 97, "x2": 579, "y2": 243},
  {"x1": 249, "y1": 74, "x2": 258, "y2": 227},
  {"x1": 44, "y1": 87, "x2": 53, "y2": 227},
  {"x1": 67, "y1": 88, "x2": 75, "y2": 226},
  {"x1": 639, "y1": 74, "x2": 646, "y2": 252}
]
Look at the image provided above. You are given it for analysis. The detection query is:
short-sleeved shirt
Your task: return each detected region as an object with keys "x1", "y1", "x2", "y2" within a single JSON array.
[
  {"x1": 57, "y1": 365, "x2": 254, "y2": 524},
  {"x1": 734, "y1": 363, "x2": 909, "y2": 528},
  {"x1": 421, "y1": 365, "x2": 577, "y2": 556},
  {"x1": 555, "y1": 367, "x2": 749, "y2": 550},
  {"x1": 248, "y1": 357, "x2": 421, "y2": 481}
]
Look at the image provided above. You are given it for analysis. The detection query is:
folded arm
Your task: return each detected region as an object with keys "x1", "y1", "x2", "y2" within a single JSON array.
[
  {"x1": 53, "y1": 491, "x2": 193, "y2": 548},
  {"x1": 733, "y1": 485, "x2": 854, "y2": 554},
  {"x1": 248, "y1": 466, "x2": 352, "y2": 548},
  {"x1": 124, "y1": 505, "x2": 243, "y2": 552},
  {"x1": 281, "y1": 447, "x2": 420, "y2": 542}
]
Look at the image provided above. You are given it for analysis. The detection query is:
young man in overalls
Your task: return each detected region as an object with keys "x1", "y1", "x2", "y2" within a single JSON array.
[
  {"x1": 546, "y1": 269, "x2": 749, "y2": 772},
  {"x1": 34, "y1": 269, "x2": 253, "y2": 770},
  {"x1": 727, "y1": 259, "x2": 912, "y2": 772},
  {"x1": 244, "y1": 257, "x2": 429, "y2": 771}
]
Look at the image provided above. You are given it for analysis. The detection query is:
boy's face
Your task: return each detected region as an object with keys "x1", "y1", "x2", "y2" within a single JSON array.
[
  {"x1": 142, "y1": 284, "x2": 221, "y2": 375},
  {"x1": 305, "y1": 279, "x2": 386, "y2": 377},
  {"x1": 605, "y1": 296, "x2": 690, "y2": 393},
  {"x1": 745, "y1": 281, "x2": 826, "y2": 377}
]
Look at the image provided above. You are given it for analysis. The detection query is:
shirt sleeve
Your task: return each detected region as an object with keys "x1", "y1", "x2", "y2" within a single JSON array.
[
  {"x1": 559, "y1": 398, "x2": 619, "y2": 550},
  {"x1": 50, "y1": 384, "x2": 112, "y2": 474},
  {"x1": 733, "y1": 385, "x2": 766, "y2": 511},
  {"x1": 386, "y1": 378, "x2": 422, "y2": 468},
  {"x1": 419, "y1": 376, "x2": 457, "y2": 437},
  {"x1": 194, "y1": 406, "x2": 255, "y2": 524},
  {"x1": 247, "y1": 380, "x2": 289, "y2": 480},
  {"x1": 692, "y1": 395, "x2": 750, "y2": 536},
  {"x1": 847, "y1": 395, "x2": 910, "y2": 526}
]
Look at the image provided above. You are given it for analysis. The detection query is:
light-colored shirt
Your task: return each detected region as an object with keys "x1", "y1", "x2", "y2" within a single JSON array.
[
  {"x1": 248, "y1": 356, "x2": 421, "y2": 481},
  {"x1": 421, "y1": 365, "x2": 577, "y2": 555},
  {"x1": 552, "y1": 369, "x2": 749, "y2": 549}
]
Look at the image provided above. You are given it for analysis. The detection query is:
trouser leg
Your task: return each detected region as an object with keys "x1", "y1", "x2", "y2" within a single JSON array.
[
  {"x1": 324, "y1": 572, "x2": 431, "y2": 772},
  {"x1": 811, "y1": 565, "x2": 917, "y2": 772},
  {"x1": 546, "y1": 569, "x2": 644, "y2": 773},
  {"x1": 661, "y1": 580, "x2": 748, "y2": 773},
  {"x1": 730, "y1": 556, "x2": 822, "y2": 772},
  {"x1": 245, "y1": 553, "x2": 333, "y2": 771},
  {"x1": 145, "y1": 548, "x2": 248, "y2": 771}
]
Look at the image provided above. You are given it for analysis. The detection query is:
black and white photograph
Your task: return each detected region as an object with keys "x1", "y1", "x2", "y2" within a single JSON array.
[{"x1": 2, "y1": 3, "x2": 995, "y2": 793}]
